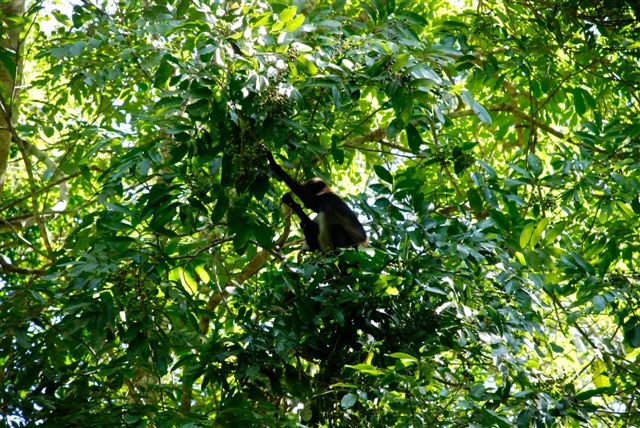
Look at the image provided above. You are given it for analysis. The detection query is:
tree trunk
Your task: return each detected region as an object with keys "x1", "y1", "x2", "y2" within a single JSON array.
[{"x1": 0, "y1": 0, "x2": 25, "y2": 195}]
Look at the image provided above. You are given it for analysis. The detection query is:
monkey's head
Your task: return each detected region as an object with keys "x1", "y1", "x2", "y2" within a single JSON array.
[{"x1": 304, "y1": 178, "x2": 330, "y2": 196}]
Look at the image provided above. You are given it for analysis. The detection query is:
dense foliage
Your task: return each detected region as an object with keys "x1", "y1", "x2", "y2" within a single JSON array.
[{"x1": 1, "y1": 0, "x2": 640, "y2": 426}]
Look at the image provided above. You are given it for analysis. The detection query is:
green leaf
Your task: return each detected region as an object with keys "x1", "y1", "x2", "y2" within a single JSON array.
[
  {"x1": 123, "y1": 413, "x2": 144, "y2": 424},
  {"x1": 374, "y1": 165, "x2": 393, "y2": 184},
  {"x1": 179, "y1": 268, "x2": 197, "y2": 292},
  {"x1": 176, "y1": 0, "x2": 190, "y2": 17},
  {"x1": 331, "y1": 147, "x2": 345, "y2": 164},
  {"x1": 211, "y1": 195, "x2": 228, "y2": 223},
  {"x1": 286, "y1": 14, "x2": 305, "y2": 32},
  {"x1": 405, "y1": 123, "x2": 423, "y2": 152},
  {"x1": 0, "y1": 46, "x2": 16, "y2": 79},
  {"x1": 297, "y1": 54, "x2": 318, "y2": 75},
  {"x1": 50, "y1": 45, "x2": 69, "y2": 59},
  {"x1": 278, "y1": 5, "x2": 297, "y2": 23},
  {"x1": 388, "y1": 352, "x2": 418, "y2": 363},
  {"x1": 575, "y1": 386, "x2": 612, "y2": 401},
  {"x1": 253, "y1": 221, "x2": 275, "y2": 248},
  {"x1": 592, "y1": 295, "x2": 606, "y2": 313},
  {"x1": 460, "y1": 89, "x2": 491, "y2": 124},
  {"x1": 472, "y1": 100, "x2": 491, "y2": 124},
  {"x1": 544, "y1": 221, "x2": 565, "y2": 244},
  {"x1": 530, "y1": 217, "x2": 550, "y2": 247},
  {"x1": 233, "y1": 227, "x2": 250, "y2": 254},
  {"x1": 517, "y1": 409, "x2": 534, "y2": 428},
  {"x1": 372, "y1": 0, "x2": 385, "y2": 15},
  {"x1": 340, "y1": 393, "x2": 357, "y2": 409},
  {"x1": 527, "y1": 153, "x2": 543, "y2": 177},
  {"x1": 624, "y1": 318, "x2": 640, "y2": 348},
  {"x1": 598, "y1": 254, "x2": 612, "y2": 277},
  {"x1": 519, "y1": 222, "x2": 535, "y2": 249},
  {"x1": 69, "y1": 41, "x2": 87, "y2": 57},
  {"x1": 195, "y1": 265, "x2": 211, "y2": 284},
  {"x1": 360, "y1": 1, "x2": 377, "y2": 22},
  {"x1": 392, "y1": 89, "x2": 413, "y2": 124},
  {"x1": 348, "y1": 364, "x2": 385, "y2": 375},
  {"x1": 489, "y1": 209, "x2": 510, "y2": 230},
  {"x1": 550, "y1": 342, "x2": 564, "y2": 353},
  {"x1": 571, "y1": 252, "x2": 595, "y2": 275},
  {"x1": 468, "y1": 188, "x2": 483, "y2": 212},
  {"x1": 572, "y1": 87, "x2": 586, "y2": 116},
  {"x1": 392, "y1": 53, "x2": 410, "y2": 71}
]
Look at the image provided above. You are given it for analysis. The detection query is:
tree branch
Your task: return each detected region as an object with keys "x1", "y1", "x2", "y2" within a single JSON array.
[
  {"x1": 0, "y1": 255, "x2": 46, "y2": 275},
  {"x1": 450, "y1": 103, "x2": 610, "y2": 154},
  {"x1": 198, "y1": 209, "x2": 293, "y2": 334}
]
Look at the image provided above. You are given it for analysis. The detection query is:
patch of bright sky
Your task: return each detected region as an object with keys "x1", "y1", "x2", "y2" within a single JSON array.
[
  {"x1": 36, "y1": 0, "x2": 80, "y2": 33},
  {"x1": 445, "y1": 0, "x2": 470, "y2": 9}
]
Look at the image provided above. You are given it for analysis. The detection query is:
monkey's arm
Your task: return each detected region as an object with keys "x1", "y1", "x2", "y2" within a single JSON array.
[
  {"x1": 282, "y1": 193, "x2": 321, "y2": 251},
  {"x1": 264, "y1": 149, "x2": 320, "y2": 211}
]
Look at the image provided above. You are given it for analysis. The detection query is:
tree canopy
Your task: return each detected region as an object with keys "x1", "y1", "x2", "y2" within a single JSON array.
[{"x1": 1, "y1": 0, "x2": 640, "y2": 426}]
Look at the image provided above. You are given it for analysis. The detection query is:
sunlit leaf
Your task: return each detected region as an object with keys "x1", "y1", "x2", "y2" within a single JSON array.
[
  {"x1": 348, "y1": 364, "x2": 385, "y2": 375},
  {"x1": 527, "y1": 152, "x2": 543, "y2": 177},
  {"x1": 340, "y1": 393, "x2": 357, "y2": 409},
  {"x1": 530, "y1": 217, "x2": 550, "y2": 247},
  {"x1": 278, "y1": 5, "x2": 297, "y2": 23},
  {"x1": 286, "y1": 14, "x2": 305, "y2": 32}
]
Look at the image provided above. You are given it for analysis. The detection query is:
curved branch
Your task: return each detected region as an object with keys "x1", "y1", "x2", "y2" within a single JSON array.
[
  {"x1": 450, "y1": 104, "x2": 610, "y2": 155},
  {"x1": 0, "y1": 255, "x2": 46, "y2": 275},
  {"x1": 0, "y1": 216, "x2": 50, "y2": 259},
  {"x1": 9, "y1": 133, "x2": 70, "y2": 212},
  {"x1": 13, "y1": 135, "x2": 53, "y2": 253},
  {"x1": 0, "y1": 92, "x2": 70, "y2": 251},
  {"x1": 0, "y1": 171, "x2": 80, "y2": 214},
  {"x1": 198, "y1": 210, "x2": 293, "y2": 334}
]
